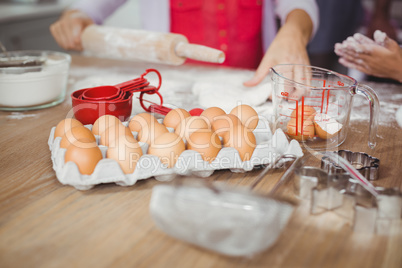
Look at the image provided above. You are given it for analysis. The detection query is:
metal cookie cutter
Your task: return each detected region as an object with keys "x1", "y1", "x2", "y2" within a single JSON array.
[
  {"x1": 321, "y1": 150, "x2": 380, "y2": 181},
  {"x1": 294, "y1": 165, "x2": 402, "y2": 234}
]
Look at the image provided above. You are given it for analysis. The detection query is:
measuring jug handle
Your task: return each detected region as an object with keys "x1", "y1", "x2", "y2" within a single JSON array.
[{"x1": 354, "y1": 83, "x2": 380, "y2": 149}]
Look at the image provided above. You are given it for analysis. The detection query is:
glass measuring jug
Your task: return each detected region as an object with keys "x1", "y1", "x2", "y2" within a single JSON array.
[{"x1": 270, "y1": 64, "x2": 379, "y2": 150}]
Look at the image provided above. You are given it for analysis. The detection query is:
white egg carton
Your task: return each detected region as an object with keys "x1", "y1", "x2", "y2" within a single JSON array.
[{"x1": 48, "y1": 117, "x2": 303, "y2": 190}]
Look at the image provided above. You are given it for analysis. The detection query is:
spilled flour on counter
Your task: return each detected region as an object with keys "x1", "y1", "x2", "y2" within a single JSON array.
[
  {"x1": 6, "y1": 112, "x2": 39, "y2": 120},
  {"x1": 192, "y1": 81, "x2": 271, "y2": 112},
  {"x1": 396, "y1": 106, "x2": 402, "y2": 128},
  {"x1": 350, "y1": 90, "x2": 402, "y2": 127}
]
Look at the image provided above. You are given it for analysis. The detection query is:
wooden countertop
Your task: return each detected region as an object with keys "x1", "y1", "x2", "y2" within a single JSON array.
[{"x1": 0, "y1": 55, "x2": 401, "y2": 268}]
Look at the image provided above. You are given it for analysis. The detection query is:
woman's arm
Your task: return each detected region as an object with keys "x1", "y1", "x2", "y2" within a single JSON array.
[{"x1": 244, "y1": 9, "x2": 314, "y2": 87}]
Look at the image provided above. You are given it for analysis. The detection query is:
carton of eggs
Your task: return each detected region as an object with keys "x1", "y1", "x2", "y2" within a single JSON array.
[{"x1": 48, "y1": 105, "x2": 304, "y2": 190}]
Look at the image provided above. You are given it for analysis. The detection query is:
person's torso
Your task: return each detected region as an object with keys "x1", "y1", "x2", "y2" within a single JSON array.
[{"x1": 170, "y1": 0, "x2": 263, "y2": 69}]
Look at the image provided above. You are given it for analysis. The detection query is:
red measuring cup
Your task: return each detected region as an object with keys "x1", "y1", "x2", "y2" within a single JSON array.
[
  {"x1": 71, "y1": 69, "x2": 168, "y2": 124},
  {"x1": 81, "y1": 86, "x2": 123, "y2": 101}
]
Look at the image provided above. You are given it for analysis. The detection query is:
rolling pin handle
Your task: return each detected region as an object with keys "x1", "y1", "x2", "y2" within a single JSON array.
[{"x1": 175, "y1": 42, "x2": 225, "y2": 64}]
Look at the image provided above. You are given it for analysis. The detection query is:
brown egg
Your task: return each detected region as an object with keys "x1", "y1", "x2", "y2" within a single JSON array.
[
  {"x1": 200, "y1": 107, "x2": 226, "y2": 125},
  {"x1": 223, "y1": 125, "x2": 256, "y2": 161},
  {"x1": 106, "y1": 136, "x2": 143, "y2": 174},
  {"x1": 290, "y1": 105, "x2": 316, "y2": 122},
  {"x1": 175, "y1": 116, "x2": 210, "y2": 140},
  {"x1": 65, "y1": 139, "x2": 103, "y2": 175},
  {"x1": 163, "y1": 108, "x2": 191, "y2": 129},
  {"x1": 211, "y1": 114, "x2": 242, "y2": 138},
  {"x1": 99, "y1": 124, "x2": 134, "y2": 147},
  {"x1": 313, "y1": 113, "x2": 343, "y2": 140},
  {"x1": 187, "y1": 130, "x2": 222, "y2": 163},
  {"x1": 137, "y1": 122, "x2": 169, "y2": 145},
  {"x1": 287, "y1": 118, "x2": 315, "y2": 141},
  {"x1": 230, "y1": 104, "x2": 259, "y2": 131},
  {"x1": 60, "y1": 126, "x2": 96, "y2": 149},
  {"x1": 128, "y1": 112, "x2": 159, "y2": 133},
  {"x1": 92, "y1": 115, "x2": 123, "y2": 136},
  {"x1": 54, "y1": 118, "x2": 83, "y2": 139},
  {"x1": 148, "y1": 132, "x2": 186, "y2": 168}
]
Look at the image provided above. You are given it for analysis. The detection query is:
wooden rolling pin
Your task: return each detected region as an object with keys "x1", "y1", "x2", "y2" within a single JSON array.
[{"x1": 81, "y1": 25, "x2": 225, "y2": 65}]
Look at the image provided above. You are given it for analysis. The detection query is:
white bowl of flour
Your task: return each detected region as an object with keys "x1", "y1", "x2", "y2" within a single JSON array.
[{"x1": 0, "y1": 50, "x2": 71, "y2": 111}]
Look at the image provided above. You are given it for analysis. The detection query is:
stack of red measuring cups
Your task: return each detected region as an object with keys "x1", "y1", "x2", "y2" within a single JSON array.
[{"x1": 71, "y1": 69, "x2": 170, "y2": 124}]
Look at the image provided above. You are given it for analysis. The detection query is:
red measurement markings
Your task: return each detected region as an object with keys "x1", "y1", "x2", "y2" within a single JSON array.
[
  {"x1": 305, "y1": 96, "x2": 325, "y2": 99},
  {"x1": 301, "y1": 97, "x2": 305, "y2": 135},
  {"x1": 329, "y1": 103, "x2": 343, "y2": 108},
  {"x1": 295, "y1": 101, "x2": 299, "y2": 134},
  {"x1": 320, "y1": 90, "x2": 326, "y2": 113},
  {"x1": 276, "y1": 96, "x2": 299, "y2": 102},
  {"x1": 276, "y1": 95, "x2": 288, "y2": 100},
  {"x1": 326, "y1": 89, "x2": 331, "y2": 114},
  {"x1": 308, "y1": 105, "x2": 325, "y2": 108},
  {"x1": 309, "y1": 100, "x2": 321, "y2": 107}
]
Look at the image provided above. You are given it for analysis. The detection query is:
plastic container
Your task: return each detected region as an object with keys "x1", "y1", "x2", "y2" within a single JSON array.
[
  {"x1": 0, "y1": 50, "x2": 71, "y2": 111},
  {"x1": 47, "y1": 117, "x2": 304, "y2": 190}
]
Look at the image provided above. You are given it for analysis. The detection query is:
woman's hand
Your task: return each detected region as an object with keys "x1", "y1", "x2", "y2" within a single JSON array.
[
  {"x1": 244, "y1": 10, "x2": 312, "y2": 90},
  {"x1": 244, "y1": 10, "x2": 313, "y2": 99},
  {"x1": 335, "y1": 31, "x2": 402, "y2": 83},
  {"x1": 50, "y1": 10, "x2": 94, "y2": 51}
]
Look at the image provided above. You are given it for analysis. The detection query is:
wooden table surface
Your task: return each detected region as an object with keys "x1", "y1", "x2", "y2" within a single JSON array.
[{"x1": 0, "y1": 55, "x2": 401, "y2": 268}]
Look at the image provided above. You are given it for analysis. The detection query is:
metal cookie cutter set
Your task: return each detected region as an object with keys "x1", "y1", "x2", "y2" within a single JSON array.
[
  {"x1": 294, "y1": 150, "x2": 402, "y2": 234},
  {"x1": 321, "y1": 150, "x2": 380, "y2": 181}
]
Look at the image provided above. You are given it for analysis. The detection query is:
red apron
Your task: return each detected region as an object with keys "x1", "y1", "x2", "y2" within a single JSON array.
[{"x1": 170, "y1": 0, "x2": 263, "y2": 69}]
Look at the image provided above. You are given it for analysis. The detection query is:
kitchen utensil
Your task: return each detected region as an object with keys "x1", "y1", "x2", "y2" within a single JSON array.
[
  {"x1": 271, "y1": 64, "x2": 380, "y2": 149},
  {"x1": 321, "y1": 150, "x2": 380, "y2": 180},
  {"x1": 81, "y1": 86, "x2": 123, "y2": 101},
  {"x1": 0, "y1": 42, "x2": 46, "y2": 68},
  {"x1": 322, "y1": 151, "x2": 379, "y2": 197},
  {"x1": 294, "y1": 166, "x2": 328, "y2": 200},
  {"x1": 149, "y1": 154, "x2": 299, "y2": 257},
  {"x1": 71, "y1": 69, "x2": 169, "y2": 124},
  {"x1": 81, "y1": 25, "x2": 225, "y2": 65},
  {"x1": 294, "y1": 151, "x2": 401, "y2": 234},
  {"x1": 0, "y1": 50, "x2": 70, "y2": 111},
  {"x1": 72, "y1": 89, "x2": 133, "y2": 125}
]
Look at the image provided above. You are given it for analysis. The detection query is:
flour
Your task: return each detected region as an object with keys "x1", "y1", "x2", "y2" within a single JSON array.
[
  {"x1": 396, "y1": 106, "x2": 402, "y2": 128},
  {"x1": 190, "y1": 69, "x2": 271, "y2": 112},
  {"x1": 314, "y1": 113, "x2": 343, "y2": 134},
  {"x1": 0, "y1": 57, "x2": 70, "y2": 108},
  {"x1": 6, "y1": 112, "x2": 38, "y2": 120},
  {"x1": 192, "y1": 81, "x2": 271, "y2": 112},
  {"x1": 374, "y1": 30, "x2": 387, "y2": 45},
  {"x1": 350, "y1": 90, "x2": 402, "y2": 127}
]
